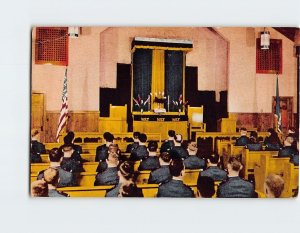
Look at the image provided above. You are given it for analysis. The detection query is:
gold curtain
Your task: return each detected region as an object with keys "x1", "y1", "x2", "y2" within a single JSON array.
[{"x1": 151, "y1": 49, "x2": 165, "y2": 109}]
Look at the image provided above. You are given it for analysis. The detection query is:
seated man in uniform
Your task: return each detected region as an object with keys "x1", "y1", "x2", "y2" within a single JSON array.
[
  {"x1": 94, "y1": 152, "x2": 119, "y2": 186},
  {"x1": 278, "y1": 135, "x2": 298, "y2": 165},
  {"x1": 196, "y1": 176, "x2": 215, "y2": 198},
  {"x1": 148, "y1": 152, "x2": 172, "y2": 184},
  {"x1": 43, "y1": 168, "x2": 68, "y2": 197},
  {"x1": 129, "y1": 133, "x2": 148, "y2": 161},
  {"x1": 170, "y1": 134, "x2": 188, "y2": 160},
  {"x1": 30, "y1": 129, "x2": 46, "y2": 163},
  {"x1": 95, "y1": 132, "x2": 114, "y2": 162},
  {"x1": 200, "y1": 153, "x2": 227, "y2": 181},
  {"x1": 31, "y1": 180, "x2": 48, "y2": 197},
  {"x1": 61, "y1": 144, "x2": 83, "y2": 173},
  {"x1": 160, "y1": 130, "x2": 176, "y2": 153},
  {"x1": 184, "y1": 141, "x2": 205, "y2": 169},
  {"x1": 264, "y1": 173, "x2": 285, "y2": 198},
  {"x1": 37, "y1": 148, "x2": 76, "y2": 187},
  {"x1": 235, "y1": 127, "x2": 250, "y2": 146},
  {"x1": 138, "y1": 141, "x2": 160, "y2": 171},
  {"x1": 63, "y1": 131, "x2": 83, "y2": 155},
  {"x1": 217, "y1": 157, "x2": 255, "y2": 198},
  {"x1": 126, "y1": 132, "x2": 140, "y2": 153},
  {"x1": 157, "y1": 159, "x2": 194, "y2": 198},
  {"x1": 245, "y1": 131, "x2": 262, "y2": 151}
]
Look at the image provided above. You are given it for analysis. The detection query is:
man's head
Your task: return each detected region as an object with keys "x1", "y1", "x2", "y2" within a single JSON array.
[
  {"x1": 108, "y1": 144, "x2": 120, "y2": 155},
  {"x1": 31, "y1": 129, "x2": 40, "y2": 141},
  {"x1": 104, "y1": 133, "x2": 114, "y2": 143},
  {"x1": 250, "y1": 131, "x2": 258, "y2": 143},
  {"x1": 159, "y1": 152, "x2": 171, "y2": 165},
  {"x1": 106, "y1": 152, "x2": 119, "y2": 167},
  {"x1": 284, "y1": 135, "x2": 294, "y2": 146},
  {"x1": 187, "y1": 141, "x2": 198, "y2": 155},
  {"x1": 43, "y1": 167, "x2": 60, "y2": 187},
  {"x1": 62, "y1": 144, "x2": 74, "y2": 157},
  {"x1": 174, "y1": 134, "x2": 183, "y2": 145},
  {"x1": 49, "y1": 148, "x2": 63, "y2": 163},
  {"x1": 240, "y1": 127, "x2": 247, "y2": 136},
  {"x1": 64, "y1": 131, "x2": 75, "y2": 144},
  {"x1": 169, "y1": 159, "x2": 184, "y2": 178},
  {"x1": 138, "y1": 133, "x2": 147, "y2": 144},
  {"x1": 31, "y1": 180, "x2": 48, "y2": 197},
  {"x1": 133, "y1": 132, "x2": 140, "y2": 142},
  {"x1": 118, "y1": 161, "x2": 134, "y2": 181},
  {"x1": 264, "y1": 174, "x2": 284, "y2": 198},
  {"x1": 207, "y1": 153, "x2": 220, "y2": 166},
  {"x1": 227, "y1": 157, "x2": 243, "y2": 176},
  {"x1": 197, "y1": 176, "x2": 215, "y2": 198},
  {"x1": 168, "y1": 130, "x2": 176, "y2": 139},
  {"x1": 148, "y1": 141, "x2": 158, "y2": 153}
]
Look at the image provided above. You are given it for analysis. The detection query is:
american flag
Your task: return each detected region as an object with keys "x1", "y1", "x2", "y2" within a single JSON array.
[{"x1": 56, "y1": 69, "x2": 68, "y2": 142}]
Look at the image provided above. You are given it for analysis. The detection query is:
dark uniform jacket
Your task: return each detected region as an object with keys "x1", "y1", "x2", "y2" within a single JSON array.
[
  {"x1": 290, "y1": 154, "x2": 299, "y2": 166},
  {"x1": 184, "y1": 156, "x2": 205, "y2": 169},
  {"x1": 31, "y1": 140, "x2": 46, "y2": 154},
  {"x1": 217, "y1": 176, "x2": 255, "y2": 198},
  {"x1": 160, "y1": 140, "x2": 175, "y2": 152},
  {"x1": 148, "y1": 165, "x2": 171, "y2": 184},
  {"x1": 235, "y1": 136, "x2": 250, "y2": 146},
  {"x1": 48, "y1": 189, "x2": 69, "y2": 197},
  {"x1": 130, "y1": 145, "x2": 148, "y2": 161},
  {"x1": 61, "y1": 154, "x2": 83, "y2": 173},
  {"x1": 170, "y1": 146, "x2": 189, "y2": 160},
  {"x1": 37, "y1": 166, "x2": 77, "y2": 187},
  {"x1": 105, "y1": 183, "x2": 143, "y2": 197},
  {"x1": 94, "y1": 167, "x2": 119, "y2": 186},
  {"x1": 265, "y1": 143, "x2": 281, "y2": 151},
  {"x1": 245, "y1": 143, "x2": 262, "y2": 151},
  {"x1": 30, "y1": 153, "x2": 42, "y2": 163},
  {"x1": 157, "y1": 179, "x2": 194, "y2": 198},
  {"x1": 278, "y1": 146, "x2": 298, "y2": 158},
  {"x1": 126, "y1": 142, "x2": 139, "y2": 153},
  {"x1": 95, "y1": 144, "x2": 108, "y2": 162},
  {"x1": 138, "y1": 156, "x2": 160, "y2": 171},
  {"x1": 200, "y1": 166, "x2": 227, "y2": 181}
]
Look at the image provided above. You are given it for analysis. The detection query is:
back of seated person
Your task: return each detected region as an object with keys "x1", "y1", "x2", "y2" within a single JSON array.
[
  {"x1": 126, "y1": 131, "x2": 140, "y2": 153},
  {"x1": 96, "y1": 144, "x2": 122, "y2": 173},
  {"x1": 118, "y1": 182, "x2": 143, "y2": 197},
  {"x1": 264, "y1": 173, "x2": 285, "y2": 198},
  {"x1": 148, "y1": 152, "x2": 172, "y2": 184},
  {"x1": 264, "y1": 128, "x2": 281, "y2": 151},
  {"x1": 95, "y1": 132, "x2": 114, "y2": 162},
  {"x1": 63, "y1": 131, "x2": 83, "y2": 155},
  {"x1": 278, "y1": 135, "x2": 298, "y2": 160},
  {"x1": 184, "y1": 141, "x2": 205, "y2": 169},
  {"x1": 31, "y1": 129, "x2": 45, "y2": 163},
  {"x1": 245, "y1": 131, "x2": 262, "y2": 151},
  {"x1": 235, "y1": 127, "x2": 250, "y2": 146},
  {"x1": 196, "y1": 176, "x2": 215, "y2": 198},
  {"x1": 170, "y1": 134, "x2": 189, "y2": 160},
  {"x1": 160, "y1": 130, "x2": 176, "y2": 153},
  {"x1": 130, "y1": 133, "x2": 149, "y2": 161},
  {"x1": 200, "y1": 153, "x2": 227, "y2": 181},
  {"x1": 31, "y1": 180, "x2": 48, "y2": 197},
  {"x1": 94, "y1": 152, "x2": 119, "y2": 186},
  {"x1": 44, "y1": 168, "x2": 68, "y2": 197},
  {"x1": 138, "y1": 141, "x2": 160, "y2": 171},
  {"x1": 60, "y1": 144, "x2": 83, "y2": 172}
]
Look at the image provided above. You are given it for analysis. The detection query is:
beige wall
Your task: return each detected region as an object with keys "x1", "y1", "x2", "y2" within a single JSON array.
[{"x1": 215, "y1": 27, "x2": 297, "y2": 113}]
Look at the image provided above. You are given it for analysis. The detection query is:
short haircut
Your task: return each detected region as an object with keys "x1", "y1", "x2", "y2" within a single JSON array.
[
  {"x1": 103, "y1": 132, "x2": 111, "y2": 140},
  {"x1": 169, "y1": 159, "x2": 184, "y2": 177},
  {"x1": 148, "y1": 141, "x2": 158, "y2": 152},
  {"x1": 64, "y1": 131, "x2": 75, "y2": 144},
  {"x1": 108, "y1": 144, "x2": 120, "y2": 155},
  {"x1": 31, "y1": 180, "x2": 48, "y2": 197},
  {"x1": 197, "y1": 176, "x2": 215, "y2": 198},
  {"x1": 286, "y1": 135, "x2": 295, "y2": 144},
  {"x1": 159, "y1": 152, "x2": 171, "y2": 163},
  {"x1": 138, "y1": 133, "x2": 147, "y2": 143},
  {"x1": 31, "y1": 129, "x2": 39, "y2": 138},
  {"x1": 119, "y1": 161, "x2": 134, "y2": 180},
  {"x1": 49, "y1": 148, "x2": 63, "y2": 162},
  {"x1": 175, "y1": 134, "x2": 182, "y2": 143},
  {"x1": 228, "y1": 157, "x2": 242, "y2": 172},
  {"x1": 168, "y1": 130, "x2": 176, "y2": 138},
  {"x1": 107, "y1": 152, "x2": 119, "y2": 164},
  {"x1": 208, "y1": 153, "x2": 220, "y2": 164},
  {"x1": 133, "y1": 132, "x2": 140, "y2": 139},
  {"x1": 240, "y1": 127, "x2": 247, "y2": 132},
  {"x1": 265, "y1": 174, "x2": 285, "y2": 198},
  {"x1": 105, "y1": 133, "x2": 114, "y2": 142},
  {"x1": 44, "y1": 167, "x2": 59, "y2": 186},
  {"x1": 62, "y1": 144, "x2": 73, "y2": 152}
]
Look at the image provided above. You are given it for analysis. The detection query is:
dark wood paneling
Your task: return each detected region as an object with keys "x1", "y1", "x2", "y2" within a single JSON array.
[{"x1": 235, "y1": 113, "x2": 273, "y2": 131}]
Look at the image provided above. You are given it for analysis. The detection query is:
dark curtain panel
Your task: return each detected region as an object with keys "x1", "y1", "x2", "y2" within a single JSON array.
[
  {"x1": 133, "y1": 49, "x2": 152, "y2": 111},
  {"x1": 165, "y1": 51, "x2": 183, "y2": 112}
]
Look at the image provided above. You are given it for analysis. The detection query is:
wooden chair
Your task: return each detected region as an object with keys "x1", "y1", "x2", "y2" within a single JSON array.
[{"x1": 187, "y1": 105, "x2": 206, "y2": 140}]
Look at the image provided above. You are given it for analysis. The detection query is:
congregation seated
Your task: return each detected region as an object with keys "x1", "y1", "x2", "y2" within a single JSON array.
[
  {"x1": 148, "y1": 152, "x2": 172, "y2": 184},
  {"x1": 60, "y1": 131, "x2": 84, "y2": 158},
  {"x1": 126, "y1": 131, "x2": 140, "y2": 153},
  {"x1": 106, "y1": 161, "x2": 142, "y2": 197},
  {"x1": 183, "y1": 141, "x2": 205, "y2": 169},
  {"x1": 245, "y1": 131, "x2": 262, "y2": 151},
  {"x1": 61, "y1": 144, "x2": 84, "y2": 173},
  {"x1": 235, "y1": 127, "x2": 250, "y2": 146},
  {"x1": 157, "y1": 159, "x2": 194, "y2": 198},
  {"x1": 278, "y1": 135, "x2": 299, "y2": 165},
  {"x1": 196, "y1": 176, "x2": 215, "y2": 198},
  {"x1": 94, "y1": 152, "x2": 119, "y2": 186},
  {"x1": 200, "y1": 153, "x2": 227, "y2": 181},
  {"x1": 169, "y1": 134, "x2": 189, "y2": 160},
  {"x1": 138, "y1": 141, "x2": 160, "y2": 171},
  {"x1": 30, "y1": 129, "x2": 45, "y2": 163},
  {"x1": 38, "y1": 148, "x2": 76, "y2": 187},
  {"x1": 43, "y1": 167, "x2": 69, "y2": 197},
  {"x1": 264, "y1": 128, "x2": 281, "y2": 151},
  {"x1": 160, "y1": 130, "x2": 176, "y2": 152},
  {"x1": 129, "y1": 133, "x2": 149, "y2": 161},
  {"x1": 31, "y1": 180, "x2": 48, "y2": 197},
  {"x1": 217, "y1": 157, "x2": 255, "y2": 198},
  {"x1": 264, "y1": 173, "x2": 285, "y2": 198},
  {"x1": 96, "y1": 144, "x2": 123, "y2": 173},
  {"x1": 95, "y1": 132, "x2": 114, "y2": 162}
]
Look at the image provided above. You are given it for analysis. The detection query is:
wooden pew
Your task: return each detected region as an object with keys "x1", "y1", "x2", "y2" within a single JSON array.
[
  {"x1": 40, "y1": 154, "x2": 96, "y2": 163},
  {"x1": 216, "y1": 139, "x2": 231, "y2": 157},
  {"x1": 57, "y1": 186, "x2": 114, "y2": 197},
  {"x1": 137, "y1": 184, "x2": 159, "y2": 197},
  {"x1": 31, "y1": 162, "x2": 99, "y2": 174},
  {"x1": 254, "y1": 156, "x2": 291, "y2": 196},
  {"x1": 282, "y1": 162, "x2": 299, "y2": 198},
  {"x1": 183, "y1": 169, "x2": 201, "y2": 185},
  {"x1": 136, "y1": 171, "x2": 151, "y2": 184},
  {"x1": 241, "y1": 149, "x2": 278, "y2": 180}
]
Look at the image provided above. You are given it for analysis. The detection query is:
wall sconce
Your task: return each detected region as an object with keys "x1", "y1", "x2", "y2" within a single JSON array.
[
  {"x1": 260, "y1": 27, "x2": 270, "y2": 50},
  {"x1": 68, "y1": 27, "x2": 80, "y2": 38}
]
